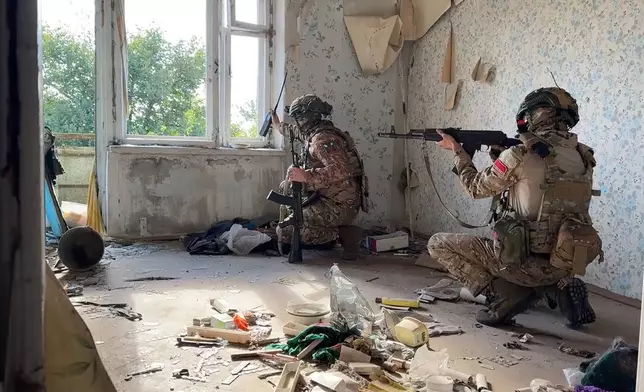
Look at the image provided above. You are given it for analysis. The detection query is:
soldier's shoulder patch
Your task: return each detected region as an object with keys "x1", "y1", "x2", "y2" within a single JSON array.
[{"x1": 492, "y1": 146, "x2": 525, "y2": 178}]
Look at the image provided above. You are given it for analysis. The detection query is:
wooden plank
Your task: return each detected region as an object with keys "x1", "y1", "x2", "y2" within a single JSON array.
[
  {"x1": 296, "y1": 338, "x2": 323, "y2": 360},
  {"x1": 187, "y1": 325, "x2": 251, "y2": 344},
  {"x1": 231, "y1": 349, "x2": 282, "y2": 361}
]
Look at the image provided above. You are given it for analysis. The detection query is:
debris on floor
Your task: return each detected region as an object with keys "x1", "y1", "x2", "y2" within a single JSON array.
[
  {"x1": 124, "y1": 362, "x2": 164, "y2": 381},
  {"x1": 558, "y1": 343, "x2": 597, "y2": 359},
  {"x1": 503, "y1": 341, "x2": 529, "y2": 350}
]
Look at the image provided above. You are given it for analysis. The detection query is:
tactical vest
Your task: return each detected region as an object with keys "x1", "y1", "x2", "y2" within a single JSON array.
[
  {"x1": 518, "y1": 132, "x2": 597, "y2": 255},
  {"x1": 305, "y1": 121, "x2": 369, "y2": 212}
]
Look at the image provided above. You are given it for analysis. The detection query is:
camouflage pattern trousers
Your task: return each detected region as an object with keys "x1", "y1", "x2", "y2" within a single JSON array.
[
  {"x1": 277, "y1": 198, "x2": 358, "y2": 245},
  {"x1": 427, "y1": 233, "x2": 569, "y2": 296}
]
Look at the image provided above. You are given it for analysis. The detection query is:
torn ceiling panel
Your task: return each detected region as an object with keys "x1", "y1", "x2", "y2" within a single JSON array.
[{"x1": 344, "y1": 15, "x2": 404, "y2": 76}]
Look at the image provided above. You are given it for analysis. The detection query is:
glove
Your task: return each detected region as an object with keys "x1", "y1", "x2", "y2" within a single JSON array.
[{"x1": 489, "y1": 145, "x2": 506, "y2": 161}]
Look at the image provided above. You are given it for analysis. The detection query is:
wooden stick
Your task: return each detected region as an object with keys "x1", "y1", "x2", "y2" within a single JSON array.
[{"x1": 187, "y1": 325, "x2": 251, "y2": 344}]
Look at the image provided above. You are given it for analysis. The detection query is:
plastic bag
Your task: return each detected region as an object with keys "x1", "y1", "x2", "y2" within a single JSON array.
[
  {"x1": 221, "y1": 224, "x2": 271, "y2": 255},
  {"x1": 563, "y1": 367, "x2": 584, "y2": 386},
  {"x1": 328, "y1": 264, "x2": 374, "y2": 333}
]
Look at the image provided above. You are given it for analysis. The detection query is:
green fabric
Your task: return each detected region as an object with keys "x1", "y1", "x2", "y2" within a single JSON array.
[
  {"x1": 267, "y1": 325, "x2": 351, "y2": 364},
  {"x1": 580, "y1": 340, "x2": 636, "y2": 392}
]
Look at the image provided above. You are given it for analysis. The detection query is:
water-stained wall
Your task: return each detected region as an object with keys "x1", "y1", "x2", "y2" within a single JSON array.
[
  {"x1": 406, "y1": 0, "x2": 644, "y2": 298},
  {"x1": 106, "y1": 147, "x2": 284, "y2": 238},
  {"x1": 285, "y1": 0, "x2": 397, "y2": 226}
]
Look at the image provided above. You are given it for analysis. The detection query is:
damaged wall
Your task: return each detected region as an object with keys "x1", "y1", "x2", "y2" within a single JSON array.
[
  {"x1": 406, "y1": 0, "x2": 644, "y2": 298},
  {"x1": 285, "y1": 0, "x2": 397, "y2": 226},
  {"x1": 106, "y1": 147, "x2": 284, "y2": 238}
]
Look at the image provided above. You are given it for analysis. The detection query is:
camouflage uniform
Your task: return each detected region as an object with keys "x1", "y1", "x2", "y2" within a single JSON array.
[
  {"x1": 428, "y1": 87, "x2": 600, "y2": 326},
  {"x1": 277, "y1": 121, "x2": 362, "y2": 244}
]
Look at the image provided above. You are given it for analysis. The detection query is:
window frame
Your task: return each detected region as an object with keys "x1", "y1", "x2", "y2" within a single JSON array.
[
  {"x1": 115, "y1": 0, "x2": 273, "y2": 148},
  {"x1": 221, "y1": 0, "x2": 272, "y2": 147}
]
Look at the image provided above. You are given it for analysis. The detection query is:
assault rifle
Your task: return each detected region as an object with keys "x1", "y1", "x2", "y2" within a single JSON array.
[
  {"x1": 266, "y1": 125, "x2": 303, "y2": 263},
  {"x1": 378, "y1": 127, "x2": 521, "y2": 160}
]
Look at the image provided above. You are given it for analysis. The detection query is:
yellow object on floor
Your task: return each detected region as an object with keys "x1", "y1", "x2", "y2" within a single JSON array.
[{"x1": 86, "y1": 162, "x2": 104, "y2": 235}]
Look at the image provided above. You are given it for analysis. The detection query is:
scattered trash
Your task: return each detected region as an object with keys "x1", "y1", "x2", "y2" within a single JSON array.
[
  {"x1": 95, "y1": 341, "x2": 104, "y2": 345},
  {"x1": 503, "y1": 341, "x2": 528, "y2": 350},
  {"x1": 427, "y1": 322, "x2": 463, "y2": 337},
  {"x1": 415, "y1": 278, "x2": 461, "y2": 301},
  {"x1": 579, "y1": 337, "x2": 637, "y2": 392},
  {"x1": 480, "y1": 364, "x2": 495, "y2": 370},
  {"x1": 257, "y1": 369, "x2": 282, "y2": 379},
  {"x1": 233, "y1": 313, "x2": 249, "y2": 331},
  {"x1": 186, "y1": 325, "x2": 251, "y2": 344},
  {"x1": 64, "y1": 283, "x2": 83, "y2": 297},
  {"x1": 426, "y1": 375, "x2": 454, "y2": 392},
  {"x1": 339, "y1": 345, "x2": 371, "y2": 363},
  {"x1": 394, "y1": 317, "x2": 429, "y2": 348},
  {"x1": 375, "y1": 297, "x2": 420, "y2": 308},
  {"x1": 274, "y1": 361, "x2": 303, "y2": 392},
  {"x1": 475, "y1": 373, "x2": 490, "y2": 391},
  {"x1": 519, "y1": 333, "x2": 534, "y2": 344},
  {"x1": 366, "y1": 277, "x2": 379, "y2": 282},
  {"x1": 485, "y1": 355, "x2": 519, "y2": 367},
  {"x1": 558, "y1": 343, "x2": 596, "y2": 359},
  {"x1": 125, "y1": 363, "x2": 164, "y2": 381},
  {"x1": 212, "y1": 313, "x2": 235, "y2": 329},
  {"x1": 124, "y1": 276, "x2": 178, "y2": 282},
  {"x1": 419, "y1": 294, "x2": 436, "y2": 304},
  {"x1": 563, "y1": 367, "x2": 584, "y2": 386},
  {"x1": 273, "y1": 276, "x2": 300, "y2": 286},
  {"x1": 310, "y1": 371, "x2": 347, "y2": 391},
  {"x1": 286, "y1": 301, "x2": 330, "y2": 326},
  {"x1": 172, "y1": 368, "x2": 207, "y2": 383},
  {"x1": 329, "y1": 264, "x2": 374, "y2": 333},
  {"x1": 231, "y1": 349, "x2": 281, "y2": 361},
  {"x1": 230, "y1": 361, "x2": 250, "y2": 375},
  {"x1": 176, "y1": 335, "x2": 225, "y2": 346},
  {"x1": 283, "y1": 321, "x2": 308, "y2": 337},
  {"x1": 210, "y1": 298, "x2": 233, "y2": 313},
  {"x1": 365, "y1": 231, "x2": 409, "y2": 253}
]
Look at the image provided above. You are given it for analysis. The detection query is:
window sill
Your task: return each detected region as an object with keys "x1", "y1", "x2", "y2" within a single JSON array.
[{"x1": 108, "y1": 144, "x2": 286, "y2": 157}]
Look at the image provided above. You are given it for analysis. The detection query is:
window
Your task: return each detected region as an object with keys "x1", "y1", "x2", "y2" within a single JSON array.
[
  {"x1": 221, "y1": 0, "x2": 272, "y2": 146},
  {"x1": 123, "y1": 0, "x2": 208, "y2": 140},
  {"x1": 41, "y1": 0, "x2": 95, "y2": 146},
  {"x1": 118, "y1": 0, "x2": 273, "y2": 147}
]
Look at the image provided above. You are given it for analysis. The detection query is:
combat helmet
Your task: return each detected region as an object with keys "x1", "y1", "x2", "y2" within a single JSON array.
[
  {"x1": 516, "y1": 87, "x2": 579, "y2": 128},
  {"x1": 288, "y1": 94, "x2": 333, "y2": 125}
]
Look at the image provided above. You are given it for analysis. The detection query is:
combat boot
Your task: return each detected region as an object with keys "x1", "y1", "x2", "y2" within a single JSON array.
[
  {"x1": 553, "y1": 278, "x2": 595, "y2": 329},
  {"x1": 338, "y1": 225, "x2": 362, "y2": 260},
  {"x1": 475, "y1": 279, "x2": 539, "y2": 326}
]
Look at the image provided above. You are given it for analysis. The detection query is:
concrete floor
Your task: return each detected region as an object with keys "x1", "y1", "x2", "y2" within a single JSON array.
[{"x1": 63, "y1": 242, "x2": 641, "y2": 391}]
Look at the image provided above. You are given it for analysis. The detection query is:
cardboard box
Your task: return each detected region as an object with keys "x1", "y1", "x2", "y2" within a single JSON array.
[{"x1": 366, "y1": 231, "x2": 409, "y2": 253}]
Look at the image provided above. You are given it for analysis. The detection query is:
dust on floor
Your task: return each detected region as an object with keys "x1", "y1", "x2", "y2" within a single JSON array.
[{"x1": 58, "y1": 242, "x2": 641, "y2": 391}]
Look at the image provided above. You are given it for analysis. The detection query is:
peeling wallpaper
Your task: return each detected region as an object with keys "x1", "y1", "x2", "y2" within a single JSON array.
[
  {"x1": 285, "y1": 0, "x2": 396, "y2": 226},
  {"x1": 407, "y1": 0, "x2": 644, "y2": 298}
]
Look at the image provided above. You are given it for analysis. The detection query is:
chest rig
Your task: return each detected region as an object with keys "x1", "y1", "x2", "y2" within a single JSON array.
[
  {"x1": 519, "y1": 131, "x2": 598, "y2": 255},
  {"x1": 304, "y1": 121, "x2": 369, "y2": 212}
]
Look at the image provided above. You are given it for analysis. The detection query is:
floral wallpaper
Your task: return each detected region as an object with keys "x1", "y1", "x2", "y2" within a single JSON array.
[
  {"x1": 406, "y1": 0, "x2": 644, "y2": 298},
  {"x1": 285, "y1": 0, "x2": 396, "y2": 226}
]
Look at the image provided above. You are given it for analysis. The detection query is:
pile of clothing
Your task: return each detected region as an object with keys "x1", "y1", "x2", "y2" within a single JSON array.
[
  {"x1": 182, "y1": 218, "x2": 275, "y2": 256},
  {"x1": 576, "y1": 338, "x2": 637, "y2": 392}
]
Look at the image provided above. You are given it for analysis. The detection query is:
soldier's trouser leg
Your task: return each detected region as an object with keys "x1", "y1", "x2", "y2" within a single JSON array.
[
  {"x1": 338, "y1": 207, "x2": 360, "y2": 260},
  {"x1": 428, "y1": 233, "x2": 569, "y2": 325},
  {"x1": 277, "y1": 199, "x2": 353, "y2": 246}
]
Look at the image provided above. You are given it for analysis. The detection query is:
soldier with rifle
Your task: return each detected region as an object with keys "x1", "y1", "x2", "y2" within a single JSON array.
[
  {"x1": 268, "y1": 94, "x2": 368, "y2": 262},
  {"x1": 381, "y1": 87, "x2": 603, "y2": 329}
]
